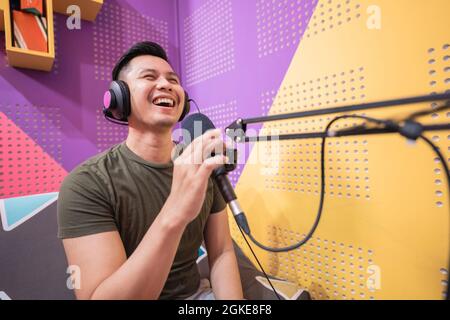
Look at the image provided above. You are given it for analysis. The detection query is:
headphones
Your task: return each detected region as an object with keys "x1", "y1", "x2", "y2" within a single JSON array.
[{"x1": 102, "y1": 80, "x2": 191, "y2": 124}]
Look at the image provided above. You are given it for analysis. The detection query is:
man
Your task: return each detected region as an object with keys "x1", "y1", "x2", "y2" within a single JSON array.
[{"x1": 57, "y1": 41, "x2": 243, "y2": 300}]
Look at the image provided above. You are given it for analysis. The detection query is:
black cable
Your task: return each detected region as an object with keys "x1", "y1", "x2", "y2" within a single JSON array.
[
  {"x1": 243, "y1": 114, "x2": 401, "y2": 252},
  {"x1": 241, "y1": 112, "x2": 450, "y2": 299},
  {"x1": 237, "y1": 225, "x2": 282, "y2": 300},
  {"x1": 243, "y1": 114, "x2": 392, "y2": 252},
  {"x1": 336, "y1": 116, "x2": 450, "y2": 300},
  {"x1": 418, "y1": 134, "x2": 450, "y2": 300},
  {"x1": 189, "y1": 98, "x2": 201, "y2": 113},
  {"x1": 242, "y1": 115, "x2": 343, "y2": 252},
  {"x1": 335, "y1": 116, "x2": 450, "y2": 300},
  {"x1": 232, "y1": 114, "x2": 388, "y2": 303},
  {"x1": 103, "y1": 113, "x2": 128, "y2": 126}
]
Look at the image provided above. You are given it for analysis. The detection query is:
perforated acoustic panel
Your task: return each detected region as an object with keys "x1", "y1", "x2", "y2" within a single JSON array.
[
  {"x1": 194, "y1": 100, "x2": 244, "y2": 186},
  {"x1": 93, "y1": 1, "x2": 169, "y2": 81},
  {"x1": 230, "y1": 0, "x2": 450, "y2": 299},
  {"x1": 427, "y1": 45, "x2": 450, "y2": 210},
  {"x1": 256, "y1": 0, "x2": 318, "y2": 58},
  {"x1": 0, "y1": 112, "x2": 66, "y2": 198},
  {"x1": 303, "y1": 0, "x2": 362, "y2": 38},
  {"x1": 95, "y1": 109, "x2": 128, "y2": 153},
  {"x1": 1, "y1": 103, "x2": 62, "y2": 166},
  {"x1": 183, "y1": 0, "x2": 235, "y2": 86}
]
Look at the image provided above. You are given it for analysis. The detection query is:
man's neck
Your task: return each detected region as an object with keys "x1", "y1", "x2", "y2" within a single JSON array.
[{"x1": 125, "y1": 127, "x2": 174, "y2": 164}]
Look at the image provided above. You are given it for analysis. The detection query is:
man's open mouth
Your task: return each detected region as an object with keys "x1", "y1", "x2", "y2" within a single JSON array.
[{"x1": 152, "y1": 97, "x2": 175, "y2": 108}]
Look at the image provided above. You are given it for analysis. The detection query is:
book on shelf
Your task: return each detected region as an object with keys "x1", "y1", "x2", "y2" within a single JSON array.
[{"x1": 13, "y1": 10, "x2": 48, "y2": 52}]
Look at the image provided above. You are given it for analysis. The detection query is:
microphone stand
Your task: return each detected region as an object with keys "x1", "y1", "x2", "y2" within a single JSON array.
[{"x1": 225, "y1": 92, "x2": 450, "y2": 299}]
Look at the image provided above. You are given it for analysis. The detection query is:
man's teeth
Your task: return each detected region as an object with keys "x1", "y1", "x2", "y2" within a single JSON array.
[{"x1": 153, "y1": 98, "x2": 174, "y2": 107}]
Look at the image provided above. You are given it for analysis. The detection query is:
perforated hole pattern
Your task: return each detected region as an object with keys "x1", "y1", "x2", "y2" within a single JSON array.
[
  {"x1": 230, "y1": 221, "x2": 377, "y2": 300},
  {"x1": 427, "y1": 44, "x2": 450, "y2": 210},
  {"x1": 1, "y1": 103, "x2": 62, "y2": 165},
  {"x1": 261, "y1": 138, "x2": 370, "y2": 199},
  {"x1": 93, "y1": 1, "x2": 169, "y2": 82},
  {"x1": 256, "y1": 0, "x2": 318, "y2": 58},
  {"x1": 259, "y1": 67, "x2": 369, "y2": 199},
  {"x1": 95, "y1": 109, "x2": 128, "y2": 153},
  {"x1": 183, "y1": 0, "x2": 235, "y2": 86},
  {"x1": 426, "y1": 44, "x2": 450, "y2": 297},
  {"x1": 304, "y1": 0, "x2": 362, "y2": 38}
]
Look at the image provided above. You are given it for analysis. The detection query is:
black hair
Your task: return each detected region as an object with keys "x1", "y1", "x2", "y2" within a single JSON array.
[{"x1": 112, "y1": 41, "x2": 168, "y2": 81}]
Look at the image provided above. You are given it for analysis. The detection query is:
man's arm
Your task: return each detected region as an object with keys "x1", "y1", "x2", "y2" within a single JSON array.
[
  {"x1": 204, "y1": 208, "x2": 244, "y2": 299},
  {"x1": 63, "y1": 200, "x2": 187, "y2": 300}
]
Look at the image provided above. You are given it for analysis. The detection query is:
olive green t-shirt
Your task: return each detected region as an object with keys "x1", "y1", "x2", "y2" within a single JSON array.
[{"x1": 57, "y1": 141, "x2": 226, "y2": 299}]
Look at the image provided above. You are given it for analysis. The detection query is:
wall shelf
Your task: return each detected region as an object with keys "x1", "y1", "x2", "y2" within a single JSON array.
[
  {"x1": 3, "y1": 0, "x2": 55, "y2": 71},
  {"x1": 0, "y1": 0, "x2": 4, "y2": 32},
  {"x1": 0, "y1": 0, "x2": 102, "y2": 72},
  {"x1": 53, "y1": 0, "x2": 103, "y2": 22}
]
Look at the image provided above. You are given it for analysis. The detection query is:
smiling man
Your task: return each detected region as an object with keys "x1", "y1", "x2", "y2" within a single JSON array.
[{"x1": 57, "y1": 42, "x2": 243, "y2": 300}]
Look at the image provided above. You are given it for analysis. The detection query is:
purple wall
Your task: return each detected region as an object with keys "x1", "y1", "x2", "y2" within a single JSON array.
[{"x1": 1, "y1": 0, "x2": 179, "y2": 172}]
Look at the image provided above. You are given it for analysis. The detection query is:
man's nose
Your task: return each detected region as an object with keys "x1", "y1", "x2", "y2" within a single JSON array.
[{"x1": 155, "y1": 76, "x2": 172, "y2": 90}]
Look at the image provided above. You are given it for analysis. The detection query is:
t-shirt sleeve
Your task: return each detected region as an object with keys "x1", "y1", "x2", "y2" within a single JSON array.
[
  {"x1": 57, "y1": 167, "x2": 117, "y2": 239},
  {"x1": 210, "y1": 178, "x2": 227, "y2": 214}
]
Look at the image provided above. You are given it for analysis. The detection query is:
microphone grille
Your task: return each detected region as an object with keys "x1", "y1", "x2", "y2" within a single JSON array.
[{"x1": 180, "y1": 113, "x2": 216, "y2": 144}]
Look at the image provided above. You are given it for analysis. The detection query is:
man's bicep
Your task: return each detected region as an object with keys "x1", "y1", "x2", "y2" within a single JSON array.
[
  {"x1": 57, "y1": 171, "x2": 117, "y2": 239},
  {"x1": 63, "y1": 230, "x2": 127, "y2": 300},
  {"x1": 210, "y1": 178, "x2": 227, "y2": 213},
  {"x1": 204, "y1": 208, "x2": 234, "y2": 260},
  {"x1": 58, "y1": 171, "x2": 123, "y2": 299}
]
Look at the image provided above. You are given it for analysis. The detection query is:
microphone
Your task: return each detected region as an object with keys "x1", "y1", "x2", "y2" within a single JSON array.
[{"x1": 181, "y1": 113, "x2": 251, "y2": 235}]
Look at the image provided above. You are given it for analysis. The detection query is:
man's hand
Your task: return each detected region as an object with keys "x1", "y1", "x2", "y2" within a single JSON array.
[{"x1": 166, "y1": 129, "x2": 227, "y2": 226}]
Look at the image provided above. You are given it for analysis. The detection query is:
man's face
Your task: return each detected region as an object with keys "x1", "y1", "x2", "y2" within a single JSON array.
[{"x1": 122, "y1": 55, "x2": 185, "y2": 130}]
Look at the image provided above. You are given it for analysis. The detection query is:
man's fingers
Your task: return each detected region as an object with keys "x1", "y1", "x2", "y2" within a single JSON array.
[
  {"x1": 197, "y1": 154, "x2": 228, "y2": 180},
  {"x1": 201, "y1": 138, "x2": 225, "y2": 162},
  {"x1": 181, "y1": 129, "x2": 221, "y2": 157},
  {"x1": 179, "y1": 129, "x2": 224, "y2": 165}
]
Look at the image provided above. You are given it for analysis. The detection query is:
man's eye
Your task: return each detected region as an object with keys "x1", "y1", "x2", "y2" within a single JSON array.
[
  {"x1": 144, "y1": 75, "x2": 156, "y2": 80},
  {"x1": 169, "y1": 78, "x2": 179, "y2": 84}
]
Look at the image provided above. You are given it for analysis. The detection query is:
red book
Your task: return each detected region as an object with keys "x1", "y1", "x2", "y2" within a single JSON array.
[
  {"x1": 21, "y1": 0, "x2": 44, "y2": 16},
  {"x1": 13, "y1": 10, "x2": 47, "y2": 52}
]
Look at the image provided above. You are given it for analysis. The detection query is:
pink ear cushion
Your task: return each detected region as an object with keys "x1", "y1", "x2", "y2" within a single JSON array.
[{"x1": 103, "y1": 91, "x2": 112, "y2": 108}]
